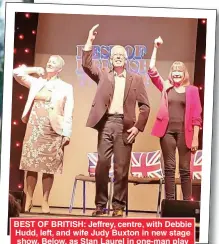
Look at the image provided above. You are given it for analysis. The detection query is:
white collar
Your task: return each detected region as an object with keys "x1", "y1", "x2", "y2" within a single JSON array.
[{"x1": 113, "y1": 70, "x2": 126, "y2": 78}]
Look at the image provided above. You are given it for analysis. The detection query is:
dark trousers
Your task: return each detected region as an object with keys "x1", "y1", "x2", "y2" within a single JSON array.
[
  {"x1": 160, "y1": 131, "x2": 191, "y2": 200},
  {"x1": 95, "y1": 116, "x2": 132, "y2": 210}
]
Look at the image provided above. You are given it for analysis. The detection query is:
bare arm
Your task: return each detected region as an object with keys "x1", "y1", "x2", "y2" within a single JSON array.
[
  {"x1": 149, "y1": 36, "x2": 163, "y2": 69},
  {"x1": 193, "y1": 126, "x2": 200, "y2": 139},
  {"x1": 84, "y1": 33, "x2": 94, "y2": 51},
  {"x1": 148, "y1": 37, "x2": 165, "y2": 91},
  {"x1": 149, "y1": 46, "x2": 158, "y2": 69}
]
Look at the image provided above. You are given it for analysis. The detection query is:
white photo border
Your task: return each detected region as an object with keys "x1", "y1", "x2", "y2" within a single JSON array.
[{"x1": 0, "y1": 3, "x2": 216, "y2": 244}]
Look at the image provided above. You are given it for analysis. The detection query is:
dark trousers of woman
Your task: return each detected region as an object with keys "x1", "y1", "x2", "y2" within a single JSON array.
[{"x1": 160, "y1": 131, "x2": 192, "y2": 200}]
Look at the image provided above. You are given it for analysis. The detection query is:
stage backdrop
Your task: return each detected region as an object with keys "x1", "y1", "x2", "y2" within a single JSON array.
[{"x1": 31, "y1": 13, "x2": 197, "y2": 211}]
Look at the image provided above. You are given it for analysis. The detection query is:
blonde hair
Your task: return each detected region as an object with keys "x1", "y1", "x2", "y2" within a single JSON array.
[
  {"x1": 50, "y1": 55, "x2": 65, "y2": 70},
  {"x1": 168, "y1": 61, "x2": 190, "y2": 86}
]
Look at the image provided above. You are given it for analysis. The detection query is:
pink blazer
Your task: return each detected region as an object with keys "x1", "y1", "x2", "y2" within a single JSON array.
[{"x1": 148, "y1": 67, "x2": 202, "y2": 149}]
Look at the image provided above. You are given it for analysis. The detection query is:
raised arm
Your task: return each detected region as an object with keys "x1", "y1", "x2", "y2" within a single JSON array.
[
  {"x1": 82, "y1": 24, "x2": 100, "y2": 83},
  {"x1": 149, "y1": 38, "x2": 160, "y2": 69},
  {"x1": 148, "y1": 37, "x2": 165, "y2": 91},
  {"x1": 13, "y1": 65, "x2": 44, "y2": 89}
]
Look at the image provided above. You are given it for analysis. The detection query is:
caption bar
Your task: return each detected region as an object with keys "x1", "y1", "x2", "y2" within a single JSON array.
[{"x1": 11, "y1": 218, "x2": 195, "y2": 244}]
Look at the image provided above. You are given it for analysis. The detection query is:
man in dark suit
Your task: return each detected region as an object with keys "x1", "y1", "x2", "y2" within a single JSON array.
[{"x1": 82, "y1": 24, "x2": 150, "y2": 217}]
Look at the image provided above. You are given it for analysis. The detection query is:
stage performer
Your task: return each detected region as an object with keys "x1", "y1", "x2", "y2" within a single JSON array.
[
  {"x1": 148, "y1": 36, "x2": 202, "y2": 200},
  {"x1": 13, "y1": 55, "x2": 74, "y2": 213},
  {"x1": 82, "y1": 24, "x2": 150, "y2": 217}
]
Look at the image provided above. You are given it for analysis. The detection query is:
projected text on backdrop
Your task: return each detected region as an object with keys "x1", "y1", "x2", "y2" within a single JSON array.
[{"x1": 76, "y1": 45, "x2": 149, "y2": 85}]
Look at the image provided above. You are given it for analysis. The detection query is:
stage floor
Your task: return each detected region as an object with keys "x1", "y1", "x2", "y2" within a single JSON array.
[{"x1": 20, "y1": 207, "x2": 157, "y2": 218}]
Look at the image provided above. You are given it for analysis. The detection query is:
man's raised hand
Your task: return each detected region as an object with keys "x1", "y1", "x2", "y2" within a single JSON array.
[{"x1": 88, "y1": 24, "x2": 99, "y2": 43}]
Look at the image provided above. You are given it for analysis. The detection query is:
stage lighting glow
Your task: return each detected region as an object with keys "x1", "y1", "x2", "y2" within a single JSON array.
[
  {"x1": 32, "y1": 30, "x2": 36, "y2": 35},
  {"x1": 18, "y1": 34, "x2": 24, "y2": 40},
  {"x1": 24, "y1": 48, "x2": 30, "y2": 53},
  {"x1": 25, "y1": 13, "x2": 30, "y2": 18},
  {"x1": 17, "y1": 183, "x2": 23, "y2": 189},
  {"x1": 16, "y1": 142, "x2": 21, "y2": 147},
  {"x1": 13, "y1": 121, "x2": 18, "y2": 125},
  {"x1": 19, "y1": 95, "x2": 23, "y2": 100}
]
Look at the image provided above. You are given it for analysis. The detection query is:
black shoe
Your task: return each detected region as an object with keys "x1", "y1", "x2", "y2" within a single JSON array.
[
  {"x1": 92, "y1": 207, "x2": 107, "y2": 216},
  {"x1": 112, "y1": 209, "x2": 123, "y2": 217}
]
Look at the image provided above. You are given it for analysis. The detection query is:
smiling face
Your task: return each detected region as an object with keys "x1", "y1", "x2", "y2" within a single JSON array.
[
  {"x1": 110, "y1": 46, "x2": 127, "y2": 68},
  {"x1": 171, "y1": 70, "x2": 185, "y2": 84},
  {"x1": 169, "y1": 61, "x2": 189, "y2": 86},
  {"x1": 46, "y1": 55, "x2": 64, "y2": 74}
]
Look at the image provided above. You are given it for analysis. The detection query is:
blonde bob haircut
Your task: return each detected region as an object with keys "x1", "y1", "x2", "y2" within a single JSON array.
[
  {"x1": 168, "y1": 61, "x2": 190, "y2": 86},
  {"x1": 50, "y1": 55, "x2": 65, "y2": 70}
]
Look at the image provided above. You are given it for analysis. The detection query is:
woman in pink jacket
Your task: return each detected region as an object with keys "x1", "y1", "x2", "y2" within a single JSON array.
[{"x1": 148, "y1": 37, "x2": 202, "y2": 200}]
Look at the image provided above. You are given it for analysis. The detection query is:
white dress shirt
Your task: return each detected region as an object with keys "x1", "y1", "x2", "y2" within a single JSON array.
[{"x1": 108, "y1": 70, "x2": 126, "y2": 115}]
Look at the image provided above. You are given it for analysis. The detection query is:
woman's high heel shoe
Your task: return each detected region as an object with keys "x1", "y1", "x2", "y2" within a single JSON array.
[
  {"x1": 25, "y1": 200, "x2": 33, "y2": 213},
  {"x1": 42, "y1": 201, "x2": 50, "y2": 214}
]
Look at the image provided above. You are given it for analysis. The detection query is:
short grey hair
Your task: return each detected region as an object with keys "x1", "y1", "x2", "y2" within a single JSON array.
[
  {"x1": 50, "y1": 55, "x2": 65, "y2": 69},
  {"x1": 110, "y1": 45, "x2": 128, "y2": 60}
]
